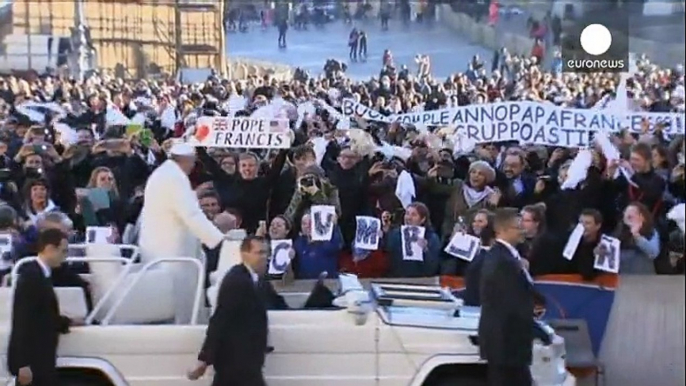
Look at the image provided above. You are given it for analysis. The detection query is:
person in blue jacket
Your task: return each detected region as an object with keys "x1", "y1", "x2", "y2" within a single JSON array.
[
  {"x1": 293, "y1": 211, "x2": 344, "y2": 279},
  {"x1": 385, "y1": 202, "x2": 441, "y2": 277}
]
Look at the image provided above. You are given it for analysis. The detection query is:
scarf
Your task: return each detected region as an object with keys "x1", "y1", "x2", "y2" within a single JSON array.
[
  {"x1": 462, "y1": 185, "x2": 493, "y2": 208},
  {"x1": 24, "y1": 199, "x2": 58, "y2": 225}
]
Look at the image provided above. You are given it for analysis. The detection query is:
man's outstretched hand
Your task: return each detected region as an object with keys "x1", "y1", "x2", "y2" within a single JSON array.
[{"x1": 187, "y1": 361, "x2": 208, "y2": 380}]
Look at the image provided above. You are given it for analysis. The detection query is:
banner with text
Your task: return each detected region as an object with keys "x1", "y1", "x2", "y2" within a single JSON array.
[
  {"x1": 341, "y1": 99, "x2": 684, "y2": 147},
  {"x1": 192, "y1": 117, "x2": 291, "y2": 149}
]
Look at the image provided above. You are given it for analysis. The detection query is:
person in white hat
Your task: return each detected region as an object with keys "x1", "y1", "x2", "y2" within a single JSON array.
[{"x1": 138, "y1": 142, "x2": 225, "y2": 323}]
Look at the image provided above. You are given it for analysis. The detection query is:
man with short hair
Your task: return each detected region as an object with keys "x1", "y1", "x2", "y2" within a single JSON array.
[
  {"x1": 572, "y1": 209, "x2": 604, "y2": 280},
  {"x1": 501, "y1": 153, "x2": 536, "y2": 209},
  {"x1": 199, "y1": 190, "x2": 222, "y2": 220},
  {"x1": 189, "y1": 235, "x2": 270, "y2": 386},
  {"x1": 8, "y1": 228, "x2": 72, "y2": 386},
  {"x1": 479, "y1": 208, "x2": 534, "y2": 386}
]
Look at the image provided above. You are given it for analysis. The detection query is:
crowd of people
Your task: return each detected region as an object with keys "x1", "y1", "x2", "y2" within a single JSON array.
[{"x1": 0, "y1": 45, "x2": 684, "y2": 290}]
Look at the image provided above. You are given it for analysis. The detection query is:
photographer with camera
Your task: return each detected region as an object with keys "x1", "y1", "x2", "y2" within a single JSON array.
[
  {"x1": 323, "y1": 59, "x2": 347, "y2": 81},
  {"x1": 284, "y1": 165, "x2": 341, "y2": 234},
  {"x1": 11, "y1": 132, "x2": 77, "y2": 217}
]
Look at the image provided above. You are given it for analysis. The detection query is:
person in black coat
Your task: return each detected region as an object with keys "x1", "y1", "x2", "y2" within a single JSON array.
[
  {"x1": 7, "y1": 228, "x2": 72, "y2": 386},
  {"x1": 189, "y1": 235, "x2": 270, "y2": 386},
  {"x1": 479, "y1": 208, "x2": 534, "y2": 386},
  {"x1": 498, "y1": 153, "x2": 536, "y2": 209}
]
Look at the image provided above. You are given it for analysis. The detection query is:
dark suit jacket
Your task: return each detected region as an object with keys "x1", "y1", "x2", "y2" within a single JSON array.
[
  {"x1": 478, "y1": 242, "x2": 534, "y2": 366},
  {"x1": 500, "y1": 173, "x2": 536, "y2": 209},
  {"x1": 7, "y1": 261, "x2": 70, "y2": 381},
  {"x1": 199, "y1": 264, "x2": 268, "y2": 377},
  {"x1": 462, "y1": 249, "x2": 488, "y2": 306}
]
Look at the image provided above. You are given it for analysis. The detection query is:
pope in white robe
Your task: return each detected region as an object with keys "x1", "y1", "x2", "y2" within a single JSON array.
[{"x1": 138, "y1": 142, "x2": 224, "y2": 323}]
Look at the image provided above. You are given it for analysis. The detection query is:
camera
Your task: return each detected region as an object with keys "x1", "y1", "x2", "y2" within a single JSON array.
[
  {"x1": 0, "y1": 168, "x2": 11, "y2": 182},
  {"x1": 300, "y1": 176, "x2": 316, "y2": 188},
  {"x1": 24, "y1": 167, "x2": 43, "y2": 179}
]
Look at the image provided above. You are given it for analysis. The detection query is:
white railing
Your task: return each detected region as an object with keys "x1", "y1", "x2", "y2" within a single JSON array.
[
  {"x1": 101, "y1": 257, "x2": 205, "y2": 326},
  {"x1": 68, "y1": 243, "x2": 141, "y2": 262}
]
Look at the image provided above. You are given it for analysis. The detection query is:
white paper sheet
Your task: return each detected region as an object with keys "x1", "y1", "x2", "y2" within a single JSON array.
[
  {"x1": 563, "y1": 223, "x2": 585, "y2": 260},
  {"x1": 85, "y1": 226, "x2": 114, "y2": 244},
  {"x1": 401, "y1": 225, "x2": 426, "y2": 262},
  {"x1": 268, "y1": 239, "x2": 293, "y2": 275},
  {"x1": 354, "y1": 216, "x2": 381, "y2": 250},
  {"x1": 444, "y1": 233, "x2": 481, "y2": 262},
  {"x1": 311, "y1": 205, "x2": 336, "y2": 241},
  {"x1": 105, "y1": 104, "x2": 131, "y2": 126},
  {"x1": 0, "y1": 233, "x2": 13, "y2": 271},
  {"x1": 594, "y1": 235, "x2": 621, "y2": 274},
  {"x1": 395, "y1": 171, "x2": 416, "y2": 209}
]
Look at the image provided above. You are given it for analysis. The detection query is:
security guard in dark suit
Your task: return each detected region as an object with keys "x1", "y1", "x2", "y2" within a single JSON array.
[
  {"x1": 478, "y1": 208, "x2": 534, "y2": 386},
  {"x1": 188, "y1": 235, "x2": 271, "y2": 386},
  {"x1": 8, "y1": 228, "x2": 72, "y2": 386}
]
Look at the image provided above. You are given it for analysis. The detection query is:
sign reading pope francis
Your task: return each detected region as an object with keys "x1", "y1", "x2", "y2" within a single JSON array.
[{"x1": 191, "y1": 116, "x2": 291, "y2": 149}]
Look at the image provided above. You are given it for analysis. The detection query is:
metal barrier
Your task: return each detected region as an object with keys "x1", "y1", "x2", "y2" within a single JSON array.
[{"x1": 101, "y1": 257, "x2": 205, "y2": 326}]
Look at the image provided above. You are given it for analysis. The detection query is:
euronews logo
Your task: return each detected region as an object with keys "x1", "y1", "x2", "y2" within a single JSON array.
[{"x1": 563, "y1": 22, "x2": 627, "y2": 73}]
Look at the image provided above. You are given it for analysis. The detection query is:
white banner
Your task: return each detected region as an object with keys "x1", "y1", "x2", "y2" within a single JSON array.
[
  {"x1": 341, "y1": 98, "x2": 393, "y2": 123},
  {"x1": 340, "y1": 99, "x2": 685, "y2": 146},
  {"x1": 191, "y1": 116, "x2": 291, "y2": 149}
]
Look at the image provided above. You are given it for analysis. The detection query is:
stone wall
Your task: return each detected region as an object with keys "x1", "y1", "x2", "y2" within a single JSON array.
[{"x1": 227, "y1": 58, "x2": 293, "y2": 81}]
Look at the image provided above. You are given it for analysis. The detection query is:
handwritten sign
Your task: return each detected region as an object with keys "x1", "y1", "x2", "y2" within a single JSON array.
[
  {"x1": 354, "y1": 216, "x2": 381, "y2": 250},
  {"x1": 268, "y1": 239, "x2": 293, "y2": 275},
  {"x1": 444, "y1": 233, "x2": 481, "y2": 262},
  {"x1": 311, "y1": 205, "x2": 336, "y2": 241},
  {"x1": 401, "y1": 225, "x2": 425, "y2": 262},
  {"x1": 191, "y1": 117, "x2": 291, "y2": 149},
  {"x1": 594, "y1": 235, "x2": 621, "y2": 274}
]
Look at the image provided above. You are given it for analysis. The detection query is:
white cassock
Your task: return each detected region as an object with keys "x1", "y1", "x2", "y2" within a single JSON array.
[{"x1": 138, "y1": 159, "x2": 224, "y2": 323}]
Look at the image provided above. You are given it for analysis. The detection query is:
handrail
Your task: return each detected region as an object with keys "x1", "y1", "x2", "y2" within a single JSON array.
[
  {"x1": 83, "y1": 255, "x2": 138, "y2": 325},
  {"x1": 101, "y1": 257, "x2": 205, "y2": 326},
  {"x1": 68, "y1": 243, "x2": 141, "y2": 262},
  {"x1": 9, "y1": 256, "x2": 135, "y2": 325}
]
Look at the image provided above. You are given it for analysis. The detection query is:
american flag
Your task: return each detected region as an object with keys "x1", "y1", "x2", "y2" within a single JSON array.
[{"x1": 269, "y1": 120, "x2": 286, "y2": 132}]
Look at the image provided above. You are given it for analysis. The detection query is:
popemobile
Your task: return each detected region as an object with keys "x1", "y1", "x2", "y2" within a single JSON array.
[{"x1": 0, "y1": 242, "x2": 576, "y2": 386}]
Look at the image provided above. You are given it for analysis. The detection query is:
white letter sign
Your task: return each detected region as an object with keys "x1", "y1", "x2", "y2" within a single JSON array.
[
  {"x1": 268, "y1": 239, "x2": 293, "y2": 275},
  {"x1": 354, "y1": 216, "x2": 381, "y2": 250},
  {"x1": 311, "y1": 205, "x2": 336, "y2": 241},
  {"x1": 444, "y1": 233, "x2": 481, "y2": 262}
]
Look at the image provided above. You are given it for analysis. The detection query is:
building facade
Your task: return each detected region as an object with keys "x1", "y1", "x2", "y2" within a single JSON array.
[{"x1": 8, "y1": 0, "x2": 225, "y2": 78}]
